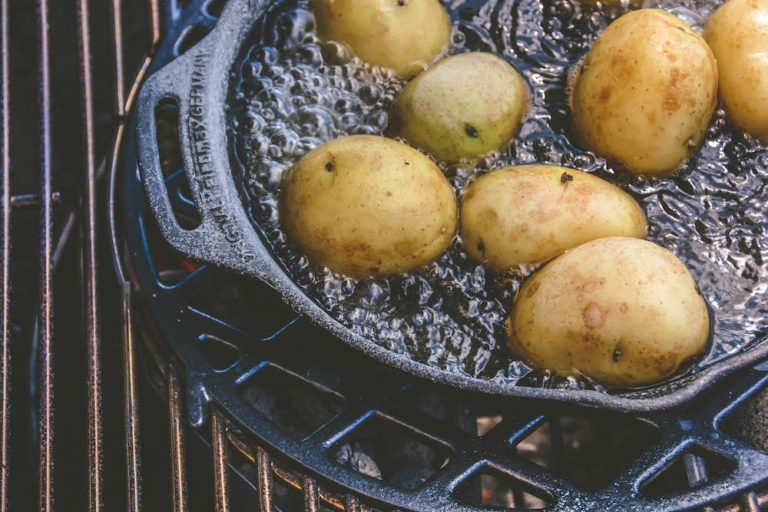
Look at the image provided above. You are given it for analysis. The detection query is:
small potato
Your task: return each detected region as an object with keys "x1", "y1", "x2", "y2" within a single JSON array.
[
  {"x1": 706, "y1": 0, "x2": 768, "y2": 142},
  {"x1": 571, "y1": 9, "x2": 718, "y2": 176},
  {"x1": 460, "y1": 165, "x2": 647, "y2": 270},
  {"x1": 508, "y1": 237, "x2": 710, "y2": 388},
  {"x1": 311, "y1": 0, "x2": 450, "y2": 78},
  {"x1": 279, "y1": 135, "x2": 457, "y2": 279},
  {"x1": 388, "y1": 52, "x2": 530, "y2": 162}
]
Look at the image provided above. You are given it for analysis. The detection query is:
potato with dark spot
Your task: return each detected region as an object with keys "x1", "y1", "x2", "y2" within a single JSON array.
[
  {"x1": 460, "y1": 165, "x2": 647, "y2": 270},
  {"x1": 706, "y1": 0, "x2": 768, "y2": 142},
  {"x1": 571, "y1": 9, "x2": 718, "y2": 176},
  {"x1": 389, "y1": 52, "x2": 530, "y2": 162},
  {"x1": 311, "y1": 0, "x2": 450, "y2": 78},
  {"x1": 508, "y1": 237, "x2": 710, "y2": 388},
  {"x1": 279, "y1": 135, "x2": 457, "y2": 279}
]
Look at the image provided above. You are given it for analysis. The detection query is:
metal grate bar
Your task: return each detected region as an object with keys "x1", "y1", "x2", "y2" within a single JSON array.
[
  {"x1": 684, "y1": 453, "x2": 709, "y2": 489},
  {"x1": 150, "y1": 0, "x2": 161, "y2": 53},
  {"x1": 759, "y1": 491, "x2": 768, "y2": 510},
  {"x1": 743, "y1": 491, "x2": 760, "y2": 512},
  {"x1": 123, "y1": 0, "x2": 161, "y2": 119},
  {"x1": 257, "y1": 449, "x2": 273, "y2": 512},
  {"x1": 344, "y1": 495, "x2": 360, "y2": 512},
  {"x1": 0, "y1": 0, "x2": 9, "y2": 509},
  {"x1": 169, "y1": 368, "x2": 188, "y2": 512},
  {"x1": 121, "y1": 283, "x2": 142, "y2": 512},
  {"x1": 77, "y1": 0, "x2": 104, "y2": 509},
  {"x1": 110, "y1": 0, "x2": 162, "y2": 118},
  {"x1": 212, "y1": 412, "x2": 230, "y2": 512},
  {"x1": 109, "y1": 1, "x2": 164, "y2": 509},
  {"x1": 303, "y1": 476, "x2": 319, "y2": 512},
  {"x1": 111, "y1": 0, "x2": 125, "y2": 119},
  {"x1": 37, "y1": 0, "x2": 55, "y2": 508}
]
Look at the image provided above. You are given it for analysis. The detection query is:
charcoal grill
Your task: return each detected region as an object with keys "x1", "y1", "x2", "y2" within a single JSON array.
[{"x1": 1, "y1": 0, "x2": 768, "y2": 510}]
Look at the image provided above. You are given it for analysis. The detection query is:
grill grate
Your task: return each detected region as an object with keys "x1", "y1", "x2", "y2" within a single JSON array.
[
  {"x1": 0, "y1": 0, "x2": 767, "y2": 511},
  {"x1": 0, "y1": 1, "x2": 9, "y2": 510}
]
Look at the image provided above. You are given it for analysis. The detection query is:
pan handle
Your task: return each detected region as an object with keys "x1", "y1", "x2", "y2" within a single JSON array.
[
  {"x1": 136, "y1": 28, "x2": 284, "y2": 285},
  {"x1": 137, "y1": 68, "x2": 213, "y2": 258}
]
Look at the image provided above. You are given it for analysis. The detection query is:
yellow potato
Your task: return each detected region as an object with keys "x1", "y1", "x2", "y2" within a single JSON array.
[
  {"x1": 388, "y1": 52, "x2": 530, "y2": 162},
  {"x1": 279, "y1": 135, "x2": 457, "y2": 279},
  {"x1": 460, "y1": 165, "x2": 647, "y2": 270},
  {"x1": 706, "y1": 0, "x2": 768, "y2": 142},
  {"x1": 571, "y1": 9, "x2": 718, "y2": 176},
  {"x1": 310, "y1": 0, "x2": 451, "y2": 78},
  {"x1": 508, "y1": 237, "x2": 710, "y2": 388}
]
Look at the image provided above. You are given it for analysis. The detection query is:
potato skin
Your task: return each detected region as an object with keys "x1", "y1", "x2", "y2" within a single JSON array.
[
  {"x1": 571, "y1": 9, "x2": 718, "y2": 176},
  {"x1": 311, "y1": 0, "x2": 450, "y2": 78},
  {"x1": 508, "y1": 237, "x2": 710, "y2": 388},
  {"x1": 388, "y1": 52, "x2": 530, "y2": 162},
  {"x1": 279, "y1": 135, "x2": 457, "y2": 279},
  {"x1": 706, "y1": 0, "x2": 768, "y2": 142},
  {"x1": 460, "y1": 165, "x2": 647, "y2": 270}
]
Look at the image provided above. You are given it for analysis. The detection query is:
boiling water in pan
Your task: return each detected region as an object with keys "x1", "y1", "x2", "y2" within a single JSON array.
[{"x1": 228, "y1": 0, "x2": 768, "y2": 389}]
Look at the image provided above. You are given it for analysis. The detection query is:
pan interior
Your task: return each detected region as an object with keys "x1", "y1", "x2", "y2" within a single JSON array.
[{"x1": 227, "y1": 0, "x2": 768, "y2": 391}]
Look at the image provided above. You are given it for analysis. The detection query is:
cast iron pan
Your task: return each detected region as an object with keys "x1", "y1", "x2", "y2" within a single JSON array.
[{"x1": 136, "y1": 0, "x2": 768, "y2": 412}]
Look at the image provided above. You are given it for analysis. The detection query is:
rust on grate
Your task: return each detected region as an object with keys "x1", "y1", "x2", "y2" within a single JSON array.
[
  {"x1": 212, "y1": 411, "x2": 231, "y2": 512},
  {"x1": 122, "y1": 282, "x2": 142, "y2": 512},
  {"x1": 37, "y1": 0, "x2": 55, "y2": 509},
  {"x1": 0, "y1": 0, "x2": 9, "y2": 510},
  {"x1": 303, "y1": 475, "x2": 319, "y2": 512},
  {"x1": 77, "y1": 0, "x2": 104, "y2": 509},
  {"x1": 257, "y1": 448, "x2": 273, "y2": 512},
  {"x1": 109, "y1": 0, "x2": 163, "y2": 509},
  {"x1": 168, "y1": 367, "x2": 188, "y2": 512}
]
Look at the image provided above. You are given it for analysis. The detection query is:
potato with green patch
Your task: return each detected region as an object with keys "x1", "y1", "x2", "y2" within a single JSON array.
[
  {"x1": 460, "y1": 165, "x2": 647, "y2": 270},
  {"x1": 571, "y1": 9, "x2": 718, "y2": 176},
  {"x1": 705, "y1": 0, "x2": 768, "y2": 142},
  {"x1": 389, "y1": 52, "x2": 530, "y2": 162},
  {"x1": 279, "y1": 135, "x2": 457, "y2": 279},
  {"x1": 311, "y1": 0, "x2": 450, "y2": 78},
  {"x1": 508, "y1": 237, "x2": 710, "y2": 388}
]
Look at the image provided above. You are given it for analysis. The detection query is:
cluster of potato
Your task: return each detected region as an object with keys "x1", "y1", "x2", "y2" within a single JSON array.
[{"x1": 277, "y1": 0, "x2": 768, "y2": 388}]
